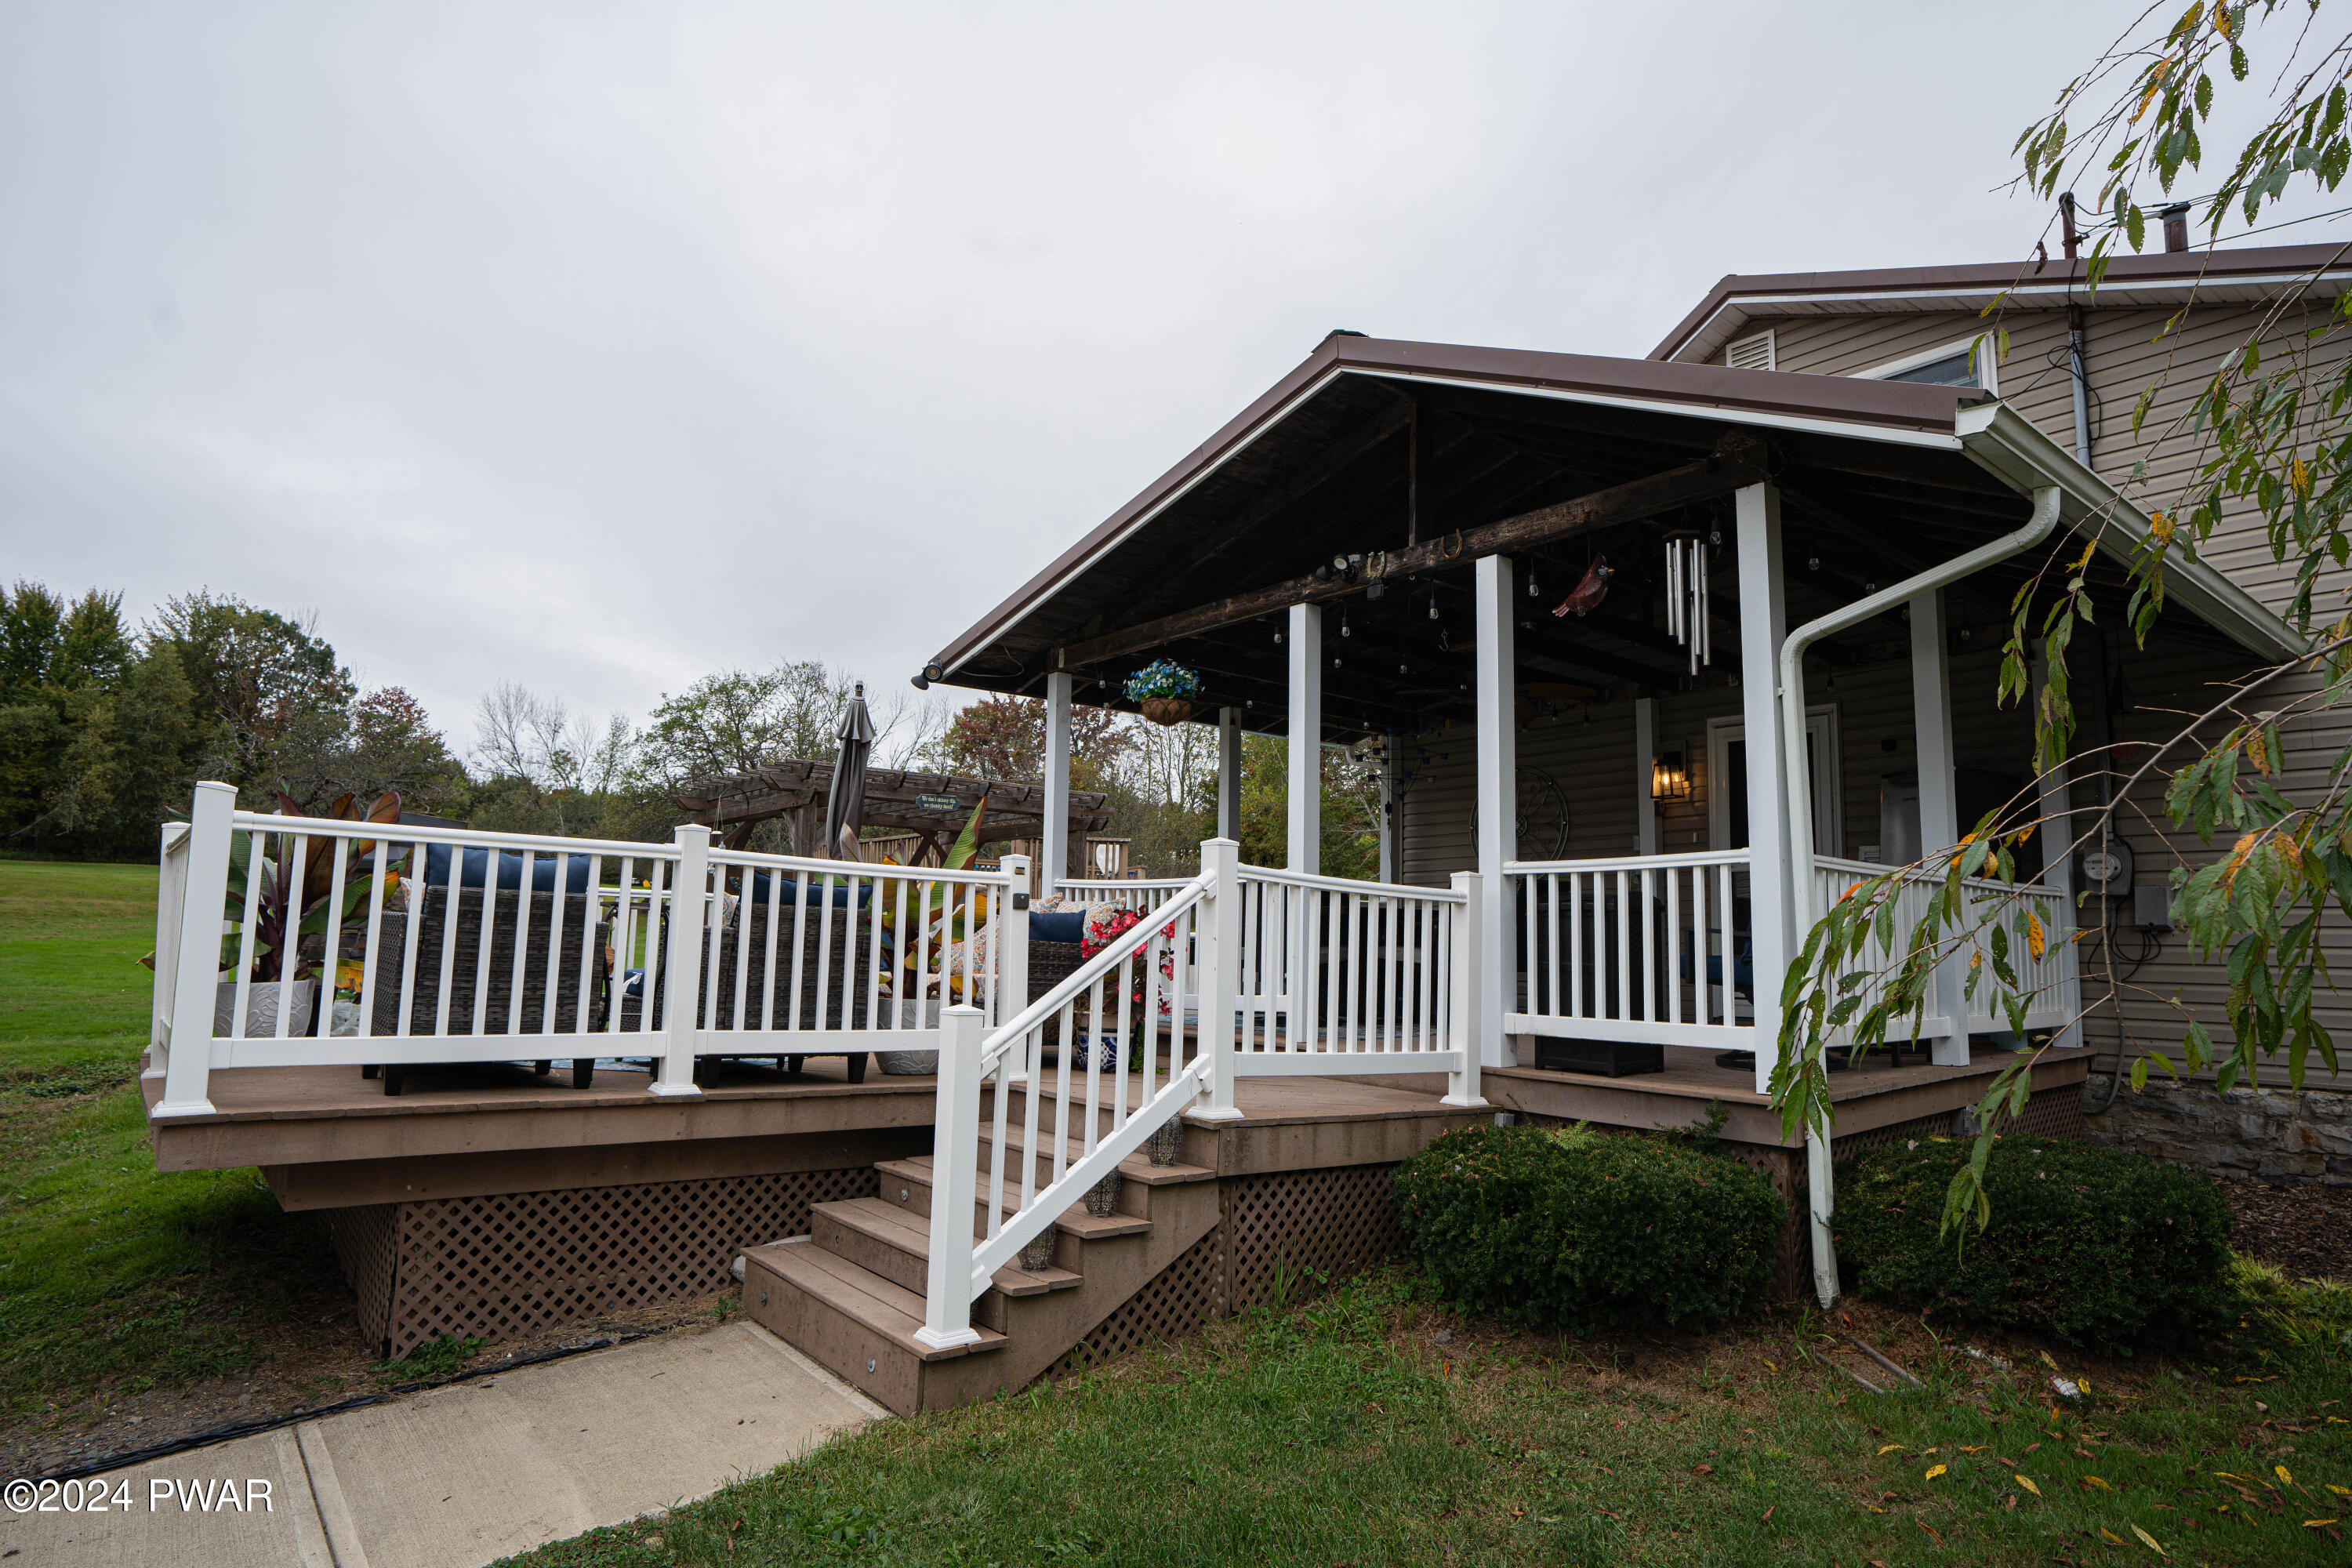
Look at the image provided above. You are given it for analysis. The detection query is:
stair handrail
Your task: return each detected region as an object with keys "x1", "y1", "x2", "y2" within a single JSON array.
[
  {"x1": 977, "y1": 872, "x2": 1212, "y2": 1067},
  {"x1": 913, "y1": 865, "x2": 1219, "y2": 1351}
]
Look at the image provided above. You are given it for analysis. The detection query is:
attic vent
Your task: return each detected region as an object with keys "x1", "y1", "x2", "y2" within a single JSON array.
[{"x1": 1726, "y1": 330, "x2": 1777, "y2": 372}]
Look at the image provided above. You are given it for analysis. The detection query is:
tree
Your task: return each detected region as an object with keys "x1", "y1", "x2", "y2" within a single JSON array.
[
  {"x1": 934, "y1": 693, "x2": 1130, "y2": 787},
  {"x1": 151, "y1": 591, "x2": 354, "y2": 804},
  {"x1": 1780, "y1": 0, "x2": 2352, "y2": 1236},
  {"x1": 336, "y1": 687, "x2": 466, "y2": 810},
  {"x1": 0, "y1": 585, "x2": 151, "y2": 851},
  {"x1": 1234, "y1": 733, "x2": 1382, "y2": 877},
  {"x1": 635, "y1": 661, "x2": 929, "y2": 787}
]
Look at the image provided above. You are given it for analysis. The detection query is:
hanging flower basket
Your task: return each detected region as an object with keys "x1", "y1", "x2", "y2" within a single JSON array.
[
  {"x1": 1139, "y1": 697, "x2": 1193, "y2": 726},
  {"x1": 1125, "y1": 659, "x2": 1201, "y2": 726}
]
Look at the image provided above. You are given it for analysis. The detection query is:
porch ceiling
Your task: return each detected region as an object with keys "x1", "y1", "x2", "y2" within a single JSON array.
[{"x1": 931, "y1": 336, "x2": 2300, "y2": 742}]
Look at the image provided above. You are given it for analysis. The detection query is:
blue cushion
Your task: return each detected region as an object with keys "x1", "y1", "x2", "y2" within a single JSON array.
[
  {"x1": 1029, "y1": 910, "x2": 1087, "y2": 944},
  {"x1": 741, "y1": 869, "x2": 869, "y2": 908},
  {"x1": 421, "y1": 844, "x2": 594, "y2": 892}
]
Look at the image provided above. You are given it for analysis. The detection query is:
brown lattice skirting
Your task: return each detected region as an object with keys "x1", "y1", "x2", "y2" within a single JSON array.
[
  {"x1": 322, "y1": 1166, "x2": 874, "y2": 1359},
  {"x1": 1051, "y1": 1163, "x2": 1406, "y2": 1377}
]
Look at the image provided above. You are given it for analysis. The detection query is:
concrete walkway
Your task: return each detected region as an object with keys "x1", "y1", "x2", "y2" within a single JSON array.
[{"x1": 3, "y1": 1321, "x2": 886, "y2": 1568}]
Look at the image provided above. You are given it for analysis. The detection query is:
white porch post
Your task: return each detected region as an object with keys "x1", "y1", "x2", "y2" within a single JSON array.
[
  {"x1": 1379, "y1": 728, "x2": 1403, "y2": 884},
  {"x1": 1734, "y1": 485, "x2": 1791, "y2": 1096},
  {"x1": 1044, "y1": 671, "x2": 1073, "y2": 896},
  {"x1": 652, "y1": 822, "x2": 710, "y2": 1097},
  {"x1": 1633, "y1": 696, "x2": 1660, "y2": 855},
  {"x1": 1910, "y1": 590, "x2": 1969, "y2": 1065},
  {"x1": 915, "y1": 1004, "x2": 985, "y2": 1350},
  {"x1": 2030, "y1": 642, "x2": 2085, "y2": 1050},
  {"x1": 1196, "y1": 836, "x2": 1245, "y2": 1119},
  {"x1": 1217, "y1": 706, "x2": 1243, "y2": 844},
  {"x1": 1474, "y1": 554, "x2": 1517, "y2": 1070},
  {"x1": 1444, "y1": 869, "x2": 1487, "y2": 1107},
  {"x1": 1286, "y1": 604, "x2": 1321, "y2": 872},
  {"x1": 156, "y1": 781, "x2": 237, "y2": 1118}
]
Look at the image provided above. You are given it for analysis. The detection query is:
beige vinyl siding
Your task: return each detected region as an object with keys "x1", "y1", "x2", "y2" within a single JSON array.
[
  {"x1": 2071, "y1": 648, "x2": 2352, "y2": 1091},
  {"x1": 1725, "y1": 298, "x2": 2352, "y2": 617}
]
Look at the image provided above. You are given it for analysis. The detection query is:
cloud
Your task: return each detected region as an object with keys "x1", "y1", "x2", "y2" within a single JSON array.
[{"x1": 0, "y1": 0, "x2": 2147, "y2": 745}]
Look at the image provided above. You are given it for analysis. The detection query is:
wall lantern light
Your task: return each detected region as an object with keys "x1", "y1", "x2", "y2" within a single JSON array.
[{"x1": 1651, "y1": 751, "x2": 1690, "y2": 803}]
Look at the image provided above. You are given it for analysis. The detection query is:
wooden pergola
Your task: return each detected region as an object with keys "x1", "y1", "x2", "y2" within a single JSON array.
[{"x1": 673, "y1": 760, "x2": 1110, "y2": 875}]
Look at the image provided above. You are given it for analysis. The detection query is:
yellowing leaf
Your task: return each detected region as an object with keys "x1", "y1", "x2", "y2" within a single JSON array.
[
  {"x1": 2326, "y1": 1484, "x2": 2351, "y2": 1497},
  {"x1": 2304, "y1": 1519, "x2": 2341, "y2": 1529},
  {"x1": 2083, "y1": 1475, "x2": 2112, "y2": 1491},
  {"x1": 1877, "y1": 1444, "x2": 1905, "y2": 1456},
  {"x1": 1924, "y1": 1464, "x2": 1947, "y2": 1482},
  {"x1": 2130, "y1": 1523, "x2": 2168, "y2": 1555},
  {"x1": 2026, "y1": 913, "x2": 2047, "y2": 959},
  {"x1": 2276, "y1": 1464, "x2": 2295, "y2": 1486},
  {"x1": 1961, "y1": 1446, "x2": 1988, "y2": 1454},
  {"x1": 2016, "y1": 1475, "x2": 2042, "y2": 1497},
  {"x1": 2100, "y1": 1527, "x2": 2126, "y2": 1544},
  {"x1": 2038, "y1": 1351, "x2": 2060, "y2": 1371},
  {"x1": 2151, "y1": 510, "x2": 2176, "y2": 544}
]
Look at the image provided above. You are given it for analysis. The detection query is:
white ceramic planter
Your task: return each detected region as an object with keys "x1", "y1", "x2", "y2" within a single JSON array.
[
  {"x1": 877, "y1": 999, "x2": 944, "y2": 1074},
  {"x1": 213, "y1": 977, "x2": 317, "y2": 1039}
]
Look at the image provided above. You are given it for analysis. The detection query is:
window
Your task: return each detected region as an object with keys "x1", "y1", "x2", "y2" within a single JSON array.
[
  {"x1": 1857, "y1": 338, "x2": 1995, "y2": 394},
  {"x1": 1886, "y1": 351, "x2": 1976, "y2": 387},
  {"x1": 1726, "y1": 330, "x2": 1777, "y2": 372}
]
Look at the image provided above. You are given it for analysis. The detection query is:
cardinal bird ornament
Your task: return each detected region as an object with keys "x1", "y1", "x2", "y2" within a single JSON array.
[{"x1": 1552, "y1": 556, "x2": 1613, "y2": 618}]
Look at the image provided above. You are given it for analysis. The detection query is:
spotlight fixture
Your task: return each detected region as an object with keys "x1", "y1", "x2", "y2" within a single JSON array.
[{"x1": 1341, "y1": 608, "x2": 1352, "y2": 637}]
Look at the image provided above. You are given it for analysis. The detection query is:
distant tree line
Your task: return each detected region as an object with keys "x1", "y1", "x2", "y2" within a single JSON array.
[{"x1": 0, "y1": 579, "x2": 1381, "y2": 877}]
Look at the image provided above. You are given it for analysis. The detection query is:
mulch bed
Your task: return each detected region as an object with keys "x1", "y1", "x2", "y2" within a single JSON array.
[{"x1": 2221, "y1": 1178, "x2": 2352, "y2": 1283}]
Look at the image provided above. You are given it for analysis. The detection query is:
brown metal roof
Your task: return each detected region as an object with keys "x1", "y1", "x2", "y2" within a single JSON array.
[
  {"x1": 1648, "y1": 241, "x2": 2352, "y2": 365},
  {"x1": 925, "y1": 335, "x2": 1990, "y2": 688}
]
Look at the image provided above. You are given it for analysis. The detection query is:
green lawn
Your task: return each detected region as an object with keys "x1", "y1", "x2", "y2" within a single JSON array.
[
  {"x1": 0, "y1": 859, "x2": 345, "y2": 1425},
  {"x1": 514, "y1": 1273, "x2": 2351, "y2": 1567}
]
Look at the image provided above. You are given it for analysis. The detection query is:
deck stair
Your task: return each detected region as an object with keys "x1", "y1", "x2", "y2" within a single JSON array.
[{"x1": 741, "y1": 1098, "x2": 1219, "y2": 1414}]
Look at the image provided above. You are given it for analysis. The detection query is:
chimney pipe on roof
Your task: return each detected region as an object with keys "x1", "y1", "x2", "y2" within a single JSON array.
[{"x1": 2161, "y1": 202, "x2": 2192, "y2": 252}]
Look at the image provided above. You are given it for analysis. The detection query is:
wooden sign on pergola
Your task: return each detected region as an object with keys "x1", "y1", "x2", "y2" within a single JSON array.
[{"x1": 673, "y1": 759, "x2": 1110, "y2": 873}]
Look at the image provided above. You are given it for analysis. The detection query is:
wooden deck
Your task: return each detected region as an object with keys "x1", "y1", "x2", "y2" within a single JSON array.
[
  {"x1": 1487, "y1": 1041, "x2": 2092, "y2": 1145},
  {"x1": 144, "y1": 1057, "x2": 1488, "y2": 1205}
]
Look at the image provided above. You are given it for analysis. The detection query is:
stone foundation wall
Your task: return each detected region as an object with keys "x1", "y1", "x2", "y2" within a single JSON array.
[{"x1": 2083, "y1": 1076, "x2": 2352, "y2": 1185}]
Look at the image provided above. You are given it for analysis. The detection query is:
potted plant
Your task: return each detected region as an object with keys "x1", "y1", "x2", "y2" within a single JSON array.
[
  {"x1": 1123, "y1": 659, "x2": 1201, "y2": 726},
  {"x1": 201, "y1": 790, "x2": 407, "y2": 1039}
]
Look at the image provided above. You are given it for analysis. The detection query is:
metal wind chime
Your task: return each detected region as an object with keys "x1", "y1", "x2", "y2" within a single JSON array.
[{"x1": 1664, "y1": 533, "x2": 1711, "y2": 674}]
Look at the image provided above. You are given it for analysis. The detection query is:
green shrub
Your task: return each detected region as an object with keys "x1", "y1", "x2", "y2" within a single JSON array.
[
  {"x1": 1394, "y1": 1122, "x2": 1784, "y2": 1332},
  {"x1": 1835, "y1": 1136, "x2": 2234, "y2": 1356}
]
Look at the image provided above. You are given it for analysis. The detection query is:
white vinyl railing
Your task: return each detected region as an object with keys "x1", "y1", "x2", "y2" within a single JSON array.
[
  {"x1": 147, "y1": 780, "x2": 1029, "y2": 1116},
  {"x1": 1812, "y1": 855, "x2": 2078, "y2": 1043},
  {"x1": 1504, "y1": 850, "x2": 1753, "y2": 1047},
  {"x1": 1226, "y1": 862, "x2": 1472, "y2": 1073},
  {"x1": 914, "y1": 837, "x2": 1483, "y2": 1348},
  {"x1": 916, "y1": 873, "x2": 1212, "y2": 1348},
  {"x1": 1054, "y1": 877, "x2": 1192, "y2": 915}
]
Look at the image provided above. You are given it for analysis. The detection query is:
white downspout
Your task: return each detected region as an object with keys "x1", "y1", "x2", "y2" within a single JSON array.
[{"x1": 1778, "y1": 485, "x2": 2063, "y2": 1308}]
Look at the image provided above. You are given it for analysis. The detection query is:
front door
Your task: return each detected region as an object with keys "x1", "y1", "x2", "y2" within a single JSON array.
[{"x1": 1708, "y1": 709, "x2": 1840, "y2": 855}]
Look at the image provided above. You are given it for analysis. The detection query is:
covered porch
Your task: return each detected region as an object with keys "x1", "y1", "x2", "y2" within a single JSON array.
[{"x1": 921, "y1": 331, "x2": 2300, "y2": 1169}]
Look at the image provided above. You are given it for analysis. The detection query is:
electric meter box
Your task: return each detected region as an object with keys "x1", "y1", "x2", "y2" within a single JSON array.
[{"x1": 2134, "y1": 884, "x2": 2173, "y2": 932}]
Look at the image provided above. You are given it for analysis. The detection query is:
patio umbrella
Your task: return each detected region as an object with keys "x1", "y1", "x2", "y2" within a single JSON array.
[{"x1": 822, "y1": 682, "x2": 876, "y2": 859}]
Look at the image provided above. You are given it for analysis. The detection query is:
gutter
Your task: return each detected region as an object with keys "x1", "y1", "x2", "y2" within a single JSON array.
[{"x1": 1776, "y1": 485, "x2": 2063, "y2": 1309}]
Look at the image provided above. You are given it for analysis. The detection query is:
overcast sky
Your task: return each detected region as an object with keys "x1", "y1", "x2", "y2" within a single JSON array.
[{"x1": 0, "y1": 2, "x2": 2292, "y2": 758}]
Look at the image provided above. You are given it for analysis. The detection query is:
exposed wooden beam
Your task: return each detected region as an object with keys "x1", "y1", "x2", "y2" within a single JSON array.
[{"x1": 1054, "y1": 434, "x2": 1769, "y2": 670}]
